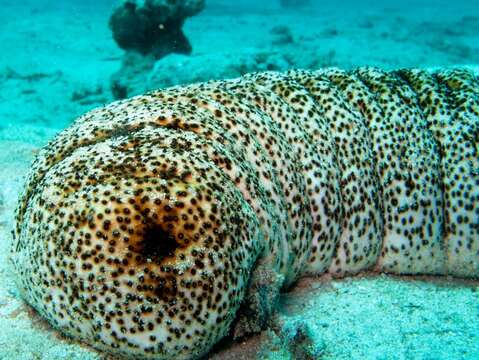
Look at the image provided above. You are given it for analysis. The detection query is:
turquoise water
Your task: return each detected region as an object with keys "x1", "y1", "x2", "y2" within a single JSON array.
[
  {"x1": 0, "y1": 1, "x2": 478, "y2": 359},
  {"x1": 1, "y1": 0, "x2": 478, "y2": 131}
]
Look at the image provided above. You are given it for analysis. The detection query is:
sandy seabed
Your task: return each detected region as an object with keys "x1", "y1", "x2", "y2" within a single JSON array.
[{"x1": 0, "y1": 0, "x2": 478, "y2": 359}]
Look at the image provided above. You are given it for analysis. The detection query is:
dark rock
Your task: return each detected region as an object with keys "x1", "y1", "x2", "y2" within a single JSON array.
[
  {"x1": 109, "y1": 0, "x2": 204, "y2": 58},
  {"x1": 109, "y1": 0, "x2": 205, "y2": 98}
]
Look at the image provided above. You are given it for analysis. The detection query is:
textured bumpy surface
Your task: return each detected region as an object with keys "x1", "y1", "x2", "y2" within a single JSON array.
[{"x1": 11, "y1": 68, "x2": 479, "y2": 359}]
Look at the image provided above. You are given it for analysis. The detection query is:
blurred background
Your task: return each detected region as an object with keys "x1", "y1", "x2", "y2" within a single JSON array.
[{"x1": 0, "y1": 0, "x2": 478, "y2": 132}]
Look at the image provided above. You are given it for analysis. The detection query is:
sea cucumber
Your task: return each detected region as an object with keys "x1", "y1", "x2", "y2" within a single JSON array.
[{"x1": 11, "y1": 67, "x2": 479, "y2": 359}]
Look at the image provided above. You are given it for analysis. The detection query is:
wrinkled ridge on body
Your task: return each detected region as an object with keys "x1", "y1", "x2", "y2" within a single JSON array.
[{"x1": 11, "y1": 67, "x2": 479, "y2": 359}]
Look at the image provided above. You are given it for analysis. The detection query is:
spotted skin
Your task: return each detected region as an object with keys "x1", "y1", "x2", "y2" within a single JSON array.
[{"x1": 11, "y1": 68, "x2": 479, "y2": 359}]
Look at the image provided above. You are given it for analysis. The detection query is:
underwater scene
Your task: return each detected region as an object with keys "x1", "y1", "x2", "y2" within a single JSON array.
[{"x1": 0, "y1": 0, "x2": 478, "y2": 359}]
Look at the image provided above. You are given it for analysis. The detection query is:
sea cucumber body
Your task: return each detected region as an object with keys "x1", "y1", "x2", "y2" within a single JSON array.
[{"x1": 11, "y1": 68, "x2": 479, "y2": 359}]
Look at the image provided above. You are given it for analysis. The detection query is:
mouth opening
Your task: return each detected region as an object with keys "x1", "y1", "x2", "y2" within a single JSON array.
[{"x1": 139, "y1": 224, "x2": 180, "y2": 262}]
